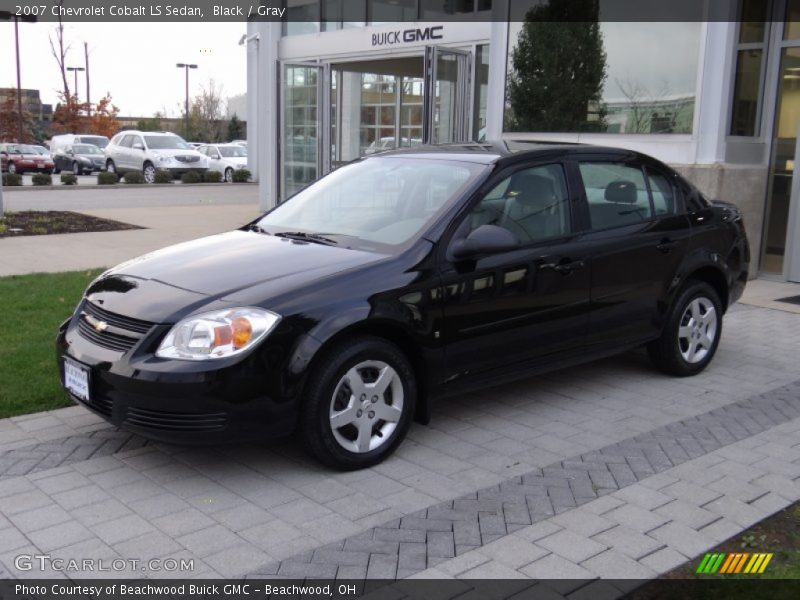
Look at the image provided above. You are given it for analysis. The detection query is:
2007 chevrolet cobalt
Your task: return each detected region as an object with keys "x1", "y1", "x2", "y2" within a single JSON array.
[{"x1": 58, "y1": 143, "x2": 749, "y2": 469}]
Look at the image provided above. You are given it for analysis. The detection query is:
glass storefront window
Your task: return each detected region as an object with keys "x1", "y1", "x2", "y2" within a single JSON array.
[
  {"x1": 285, "y1": 0, "x2": 320, "y2": 36},
  {"x1": 730, "y1": 49, "x2": 765, "y2": 136},
  {"x1": 504, "y1": 15, "x2": 701, "y2": 134},
  {"x1": 322, "y1": 0, "x2": 366, "y2": 31},
  {"x1": 473, "y1": 44, "x2": 489, "y2": 141},
  {"x1": 762, "y1": 47, "x2": 800, "y2": 273},
  {"x1": 739, "y1": 0, "x2": 769, "y2": 43},
  {"x1": 786, "y1": 0, "x2": 800, "y2": 39},
  {"x1": 369, "y1": 0, "x2": 417, "y2": 23}
]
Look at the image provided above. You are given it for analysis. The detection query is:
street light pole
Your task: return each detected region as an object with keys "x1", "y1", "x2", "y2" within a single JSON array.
[
  {"x1": 176, "y1": 63, "x2": 197, "y2": 139},
  {"x1": 66, "y1": 67, "x2": 85, "y2": 102},
  {"x1": 1, "y1": 11, "x2": 37, "y2": 143}
]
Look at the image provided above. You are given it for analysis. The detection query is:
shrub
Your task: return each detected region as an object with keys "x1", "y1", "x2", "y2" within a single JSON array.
[
  {"x1": 181, "y1": 170, "x2": 202, "y2": 184},
  {"x1": 154, "y1": 169, "x2": 173, "y2": 184},
  {"x1": 60, "y1": 172, "x2": 78, "y2": 185},
  {"x1": 231, "y1": 168, "x2": 251, "y2": 183},
  {"x1": 32, "y1": 173, "x2": 52, "y2": 186},
  {"x1": 97, "y1": 171, "x2": 118, "y2": 185},
  {"x1": 123, "y1": 171, "x2": 145, "y2": 184},
  {"x1": 2, "y1": 173, "x2": 22, "y2": 186},
  {"x1": 203, "y1": 170, "x2": 222, "y2": 183}
]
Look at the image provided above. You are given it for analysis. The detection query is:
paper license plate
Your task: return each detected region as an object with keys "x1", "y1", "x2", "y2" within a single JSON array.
[{"x1": 64, "y1": 359, "x2": 90, "y2": 402}]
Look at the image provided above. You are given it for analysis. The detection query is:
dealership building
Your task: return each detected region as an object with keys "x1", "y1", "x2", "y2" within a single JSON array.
[{"x1": 245, "y1": 0, "x2": 800, "y2": 282}]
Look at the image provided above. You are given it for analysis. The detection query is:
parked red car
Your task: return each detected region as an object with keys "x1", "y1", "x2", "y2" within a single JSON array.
[{"x1": 0, "y1": 143, "x2": 55, "y2": 174}]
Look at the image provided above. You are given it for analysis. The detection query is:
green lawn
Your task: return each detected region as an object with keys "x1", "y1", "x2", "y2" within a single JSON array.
[{"x1": 0, "y1": 269, "x2": 103, "y2": 418}]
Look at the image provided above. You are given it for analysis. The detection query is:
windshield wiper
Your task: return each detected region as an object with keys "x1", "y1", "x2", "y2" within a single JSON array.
[{"x1": 273, "y1": 231, "x2": 338, "y2": 245}]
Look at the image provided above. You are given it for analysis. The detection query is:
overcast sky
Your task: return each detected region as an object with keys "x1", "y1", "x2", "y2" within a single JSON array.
[{"x1": 0, "y1": 22, "x2": 247, "y2": 117}]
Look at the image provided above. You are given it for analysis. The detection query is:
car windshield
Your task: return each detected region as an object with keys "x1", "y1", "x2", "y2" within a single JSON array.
[
  {"x1": 256, "y1": 157, "x2": 486, "y2": 249},
  {"x1": 144, "y1": 136, "x2": 191, "y2": 150},
  {"x1": 79, "y1": 136, "x2": 108, "y2": 148},
  {"x1": 219, "y1": 146, "x2": 247, "y2": 157},
  {"x1": 33, "y1": 146, "x2": 49, "y2": 154},
  {"x1": 73, "y1": 144, "x2": 102, "y2": 155}
]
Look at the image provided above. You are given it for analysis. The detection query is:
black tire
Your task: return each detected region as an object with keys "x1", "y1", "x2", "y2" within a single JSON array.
[
  {"x1": 224, "y1": 167, "x2": 233, "y2": 183},
  {"x1": 143, "y1": 162, "x2": 156, "y2": 184},
  {"x1": 106, "y1": 160, "x2": 117, "y2": 175},
  {"x1": 647, "y1": 281, "x2": 723, "y2": 377},
  {"x1": 300, "y1": 336, "x2": 416, "y2": 470},
  {"x1": 53, "y1": 165, "x2": 61, "y2": 174},
  {"x1": 72, "y1": 161, "x2": 81, "y2": 176}
]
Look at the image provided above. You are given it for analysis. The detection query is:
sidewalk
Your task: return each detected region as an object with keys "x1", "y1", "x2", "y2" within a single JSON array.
[
  {"x1": 0, "y1": 293, "x2": 799, "y2": 581},
  {"x1": 0, "y1": 204, "x2": 261, "y2": 276}
]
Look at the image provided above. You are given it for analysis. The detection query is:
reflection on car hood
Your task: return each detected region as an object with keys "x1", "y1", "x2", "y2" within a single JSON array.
[{"x1": 93, "y1": 230, "x2": 385, "y2": 321}]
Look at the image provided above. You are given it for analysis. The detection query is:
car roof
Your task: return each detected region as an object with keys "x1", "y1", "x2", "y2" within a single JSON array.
[{"x1": 375, "y1": 140, "x2": 648, "y2": 166}]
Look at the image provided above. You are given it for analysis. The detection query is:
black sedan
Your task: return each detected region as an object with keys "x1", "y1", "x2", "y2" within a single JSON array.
[
  {"x1": 57, "y1": 143, "x2": 749, "y2": 470},
  {"x1": 52, "y1": 143, "x2": 106, "y2": 175}
]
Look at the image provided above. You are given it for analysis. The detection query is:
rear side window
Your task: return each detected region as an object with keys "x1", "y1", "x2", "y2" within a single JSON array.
[
  {"x1": 646, "y1": 168, "x2": 677, "y2": 216},
  {"x1": 579, "y1": 162, "x2": 653, "y2": 229}
]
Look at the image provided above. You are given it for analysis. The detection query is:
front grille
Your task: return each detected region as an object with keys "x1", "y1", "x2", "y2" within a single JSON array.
[
  {"x1": 84, "y1": 301, "x2": 153, "y2": 334},
  {"x1": 76, "y1": 301, "x2": 154, "y2": 352},
  {"x1": 125, "y1": 407, "x2": 228, "y2": 432},
  {"x1": 174, "y1": 155, "x2": 200, "y2": 163}
]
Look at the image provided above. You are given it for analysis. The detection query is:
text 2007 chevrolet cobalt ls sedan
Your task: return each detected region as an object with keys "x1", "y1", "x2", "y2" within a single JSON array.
[{"x1": 57, "y1": 143, "x2": 749, "y2": 469}]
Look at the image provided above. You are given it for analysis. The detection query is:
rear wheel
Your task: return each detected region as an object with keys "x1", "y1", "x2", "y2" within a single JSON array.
[
  {"x1": 72, "y1": 161, "x2": 82, "y2": 176},
  {"x1": 224, "y1": 167, "x2": 233, "y2": 183},
  {"x1": 300, "y1": 336, "x2": 416, "y2": 470},
  {"x1": 647, "y1": 281, "x2": 722, "y2": 376},
  {"x1": 7, "y1": 162, "x2": 17, "y2": 174}
]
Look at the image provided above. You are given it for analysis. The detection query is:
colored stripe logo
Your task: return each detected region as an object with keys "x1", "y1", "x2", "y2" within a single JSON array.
[{"x1": 696, "y1": 552, "x2": 773, "y2": 574}]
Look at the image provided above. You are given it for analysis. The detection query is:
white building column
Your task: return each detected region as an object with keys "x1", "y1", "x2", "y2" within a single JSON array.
[
  {"x1": 485, "y1": 1, "x2": 509, "y2": 141},
  {"x1": 247, "y1": 20, "x2": 281, "y2": 212},
  {"x1": 694, "y1": 21, "x2": 738, "y2": 164}
]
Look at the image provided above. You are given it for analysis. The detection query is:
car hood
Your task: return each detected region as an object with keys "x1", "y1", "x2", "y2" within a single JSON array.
[
  {"x1": 87, "y1": 230, "x2": 387, "y2": 323},
  {"x1": 152, "y1": 149, "x2": 203, "y2": 158},
  {"x1": 76, "y1": 153, "x2": 104, "y2": 161}
]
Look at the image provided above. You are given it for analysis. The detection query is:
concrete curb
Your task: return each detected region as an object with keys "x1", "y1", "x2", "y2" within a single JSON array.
[{"x1": 3, "y1": 182, "x2": 257, "y2": 193}]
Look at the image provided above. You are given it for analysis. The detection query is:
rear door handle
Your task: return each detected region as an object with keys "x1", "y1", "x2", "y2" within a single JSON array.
[{"x1": 656, "y1": 238, "x2": 677, "y2": 254}]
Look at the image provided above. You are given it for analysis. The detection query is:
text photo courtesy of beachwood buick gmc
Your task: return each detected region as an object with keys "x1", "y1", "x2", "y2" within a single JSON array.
[{"x1": 57, "y1": 143, "x2": 749, "y2": 470}]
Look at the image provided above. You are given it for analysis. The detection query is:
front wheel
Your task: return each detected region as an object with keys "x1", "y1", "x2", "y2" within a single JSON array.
[
  {"x1": 224, "y1": 167, "x2": 233, "y2": 183},
  {"x1": 648, "y1": 281, "x2": 723, "y2": 376},
  {"x1": 143, "y1": 162, "x2": 156, "y2": 184},
  {"x1": 72, "y1": 161, "x2": 82, "y2": 176},
  {"x1": 300, "y1": 336, "x2": 416, "y2": 470},
  {"x1": 106, "y1": 160, "x2": 118, "y2": 175}
]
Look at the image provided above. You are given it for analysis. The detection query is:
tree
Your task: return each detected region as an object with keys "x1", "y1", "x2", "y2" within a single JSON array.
[
  {"x1": 49, "y1": 0, "x2": 71, "y2": 99},
  {"x1": 50, "y1": 93, "x2": 86, "y2": 135},
  {"x1": 0, "y1": 91, "x2": 35, "y2": 143},
  {"x1": 185, "y1": 79, "x2": 225, "y2": 141},
  {"x1": 506, "y1": 0, "x2": 608, "y2": 132},
  {"x1": 87, "y1": 94, "x2": 120, "y2": 137},
  {"x1": 227, "y1": 114, "x2": 245, "y2": 141},
  {"x1": 137, "y1": 112, "x2": 164, "y2": 132}
]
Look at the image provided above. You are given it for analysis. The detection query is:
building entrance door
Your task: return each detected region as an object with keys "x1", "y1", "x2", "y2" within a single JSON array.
[{"x1": 423, "y1": 46, "x2": 472, "y2": 144}]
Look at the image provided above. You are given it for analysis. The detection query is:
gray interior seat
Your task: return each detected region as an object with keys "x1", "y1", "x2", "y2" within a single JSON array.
[{"x1": 500, "y1": 173, "x2": 562, "y2": 241}]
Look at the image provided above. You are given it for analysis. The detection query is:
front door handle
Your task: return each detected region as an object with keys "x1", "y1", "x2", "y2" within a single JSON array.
[
  {"x1": 656, "y1": 238, "x2": 677, "y2": 254},
  {"x1": 540, "y1": 259, "x2": 585, "y2": 275}
]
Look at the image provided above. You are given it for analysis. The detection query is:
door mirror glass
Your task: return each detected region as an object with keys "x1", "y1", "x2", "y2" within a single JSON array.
[
  {"x1": 133, "y1": 142, "x2": 144, "y2": 150},
  {"x1": 451, "y1": 224, "x2": 520, "y2": 260}
]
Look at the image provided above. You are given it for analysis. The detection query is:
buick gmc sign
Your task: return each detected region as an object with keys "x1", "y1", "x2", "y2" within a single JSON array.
[{"x1": 372, "y1": 26, "x2": 444, "y2": 46}]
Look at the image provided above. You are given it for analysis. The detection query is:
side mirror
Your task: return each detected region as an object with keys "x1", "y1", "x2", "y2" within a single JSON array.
[
  {"x1": 133, "y1": 143, "x2": 144, "y2": 150},
  {"x1": 213, "y1": 154, "x2": 220, "y2": 159},
  {"x1": 450, "y1": 224, "x2": 520, "y2": 260}
]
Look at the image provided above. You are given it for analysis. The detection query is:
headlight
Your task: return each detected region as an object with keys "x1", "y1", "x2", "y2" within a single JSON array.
[
  {"x1": 155, "y1": 307, "x2": 280, "y2": 361},
  {"x1": 157, "y1": 155, "x2": 173, "y2": 163}
]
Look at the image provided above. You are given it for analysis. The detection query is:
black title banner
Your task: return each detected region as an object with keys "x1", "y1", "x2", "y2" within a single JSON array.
[{"x1": 0, "y1": 0, "x2": 760, "y2": 23}]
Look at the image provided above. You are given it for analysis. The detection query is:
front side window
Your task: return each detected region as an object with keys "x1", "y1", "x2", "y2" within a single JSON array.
[
  {"x1": 257, "y1": 157, "x2": 486, "y2": 249},
  {"x1": 646, "y1": 167, "x2": 677, "y2": 216},
  {"x1": 119, "y1": 135, "x2": 133, "y2": 148},
  {"x1": 467, "y1": 164, "x2": 571, "y2": 243},
  {"x1": 219, "y1": 146, "x2": 247, "y2": 157},
  {"x1": 579, "y1": 162, "x2": 654, "y2": 229}
]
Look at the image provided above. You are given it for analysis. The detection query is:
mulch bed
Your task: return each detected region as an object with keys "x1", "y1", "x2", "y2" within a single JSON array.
[{"x1": 0, "y1": 211, "x2": 141, "y2": 238}]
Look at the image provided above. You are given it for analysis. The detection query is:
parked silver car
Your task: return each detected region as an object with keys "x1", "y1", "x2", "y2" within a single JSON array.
[{"x1": 104, "y1": 131, "x2": 207, "y2": 183}]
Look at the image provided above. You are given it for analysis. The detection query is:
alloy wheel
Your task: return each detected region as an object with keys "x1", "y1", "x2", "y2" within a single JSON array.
[
  {"x1": 678, "y1": 296, "x2": 718, "y2": 364},
  {"x1": 8, "y1": 163, "x2": 16, "y2": 174},
  {"x1": 143, "y1": 164, "x2": 156, "y2": 184},
  {"x1": 328, "y1": 360, "x2": 404, "y2": 454}
]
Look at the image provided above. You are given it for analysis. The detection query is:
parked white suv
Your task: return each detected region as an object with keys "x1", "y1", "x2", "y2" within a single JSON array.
[
  {"x1": 105, "y1": 131, "x2": 207, "y2": 183},
  {"x1": 197, "y1": 143, "x2": 248, "y2": 182}
]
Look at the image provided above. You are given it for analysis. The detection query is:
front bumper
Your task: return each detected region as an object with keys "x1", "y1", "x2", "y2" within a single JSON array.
[
  {"x1": 56, "y1": 312, "x2": 296, "y2": 445},
  {"x1": 162, "y1": 166, "x2": 208, "y2": 176}
]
